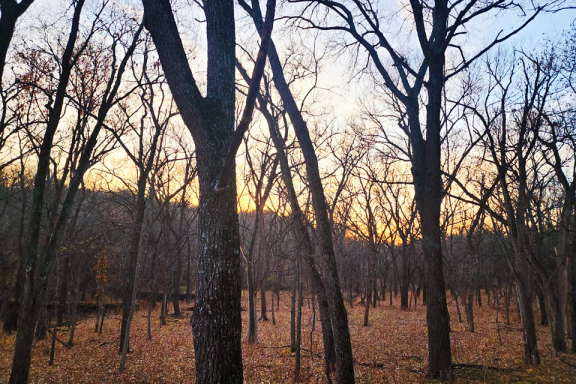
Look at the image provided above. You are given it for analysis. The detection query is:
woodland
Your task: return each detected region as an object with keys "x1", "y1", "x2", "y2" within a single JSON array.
[{"x1": 1, "y1": 0, "x2": 576, "y2": 383}]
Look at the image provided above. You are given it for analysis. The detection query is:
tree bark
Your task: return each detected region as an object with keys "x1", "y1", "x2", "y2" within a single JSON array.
[
  {"x1": 410, "y1": 58, "x2": 453, "y2": 379},
  {"x1": 9, "y1": 3, "x2": 85, "y2": 381},
  {"x1": 247, "y1": 262, "x2": 257, "y2": 343},
  {"x1": 256, "y1": 26, "x2": 355, "y2": 384},
  {"x1": 0, "y1": 0, "x2": 36, "y2": 82},
  {"x1": 142, "y1": 0, "x2": 263, "y2": 380}
]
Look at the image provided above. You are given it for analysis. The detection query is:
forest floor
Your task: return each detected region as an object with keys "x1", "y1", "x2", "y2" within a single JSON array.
[{"x1": 1, "y1": 292, "x2": 576, "y2": 383}]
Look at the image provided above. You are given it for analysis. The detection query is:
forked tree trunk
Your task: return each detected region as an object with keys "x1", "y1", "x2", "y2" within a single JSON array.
[{"x1": 142, "y1": 1, "x2": 253, "y2": 380}]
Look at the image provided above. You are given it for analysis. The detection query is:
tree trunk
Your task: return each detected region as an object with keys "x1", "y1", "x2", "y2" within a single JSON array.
[
  {"x1": 0, "y1": 0, "x2": 36, "y2": 82},
  {"x1": 535, "y1": 283, "x2": 548, "y2": 326},
  {"x1": 247, "y1": 263, "x2": 257, "y2": 343},
  {"x1": 160, "y1": 292, "x2": 168, "y2": 326},
  {"x1": 400, "y1": 245, "x2": 410, "y2": 311},
  {"x1": 454, "y1": 293, "x2": 463, "y2": 323},
  {"x1": 262, "y1": 86, "x2": 336, "y2": 375},
  {"x1": 67, "y1": 270, "x2": 81, "y2": 346},
  {"x1": 290, "y1": 264, "x2": 297, "y2": 352},
  {"x1": 271, "y1": 285, "x2": 276, "y2": 325},
  {"x1": 244, "y1": 3, "x2": 354, "y2": 379},
  {"x1": 516, "y1": 276, "x2": 540, "y2": 364},
  {"x1": 260, "y1": 279, "x2": 268, "y2": 321},
  {"x1": 9, "y1": 303, "x2": 35, "y2": 384},
  {"x1": 465, "y1": 289, "x2": 475, "y2": 333},
  {"x1": 172, "y1": 259, "x2": 182, "y2": 316},
  {"x1": 568, "y1": 230, "x2": 576, "y2": 351},
  {"x1": 411, "y1": 58, "x2": 452, "y2": 379},
  {"x1": 143, "y1": 0, "x2": 244, "y2": 380},
  {"x1": 294, "y1": 255, "x2": 303, "y2": 380},
  {"x1": 57, "y1": 256, "x2": 69, "y2": 325},
  {"x1": 543, "y1": 282, "x2": 567, "y2": 355}
]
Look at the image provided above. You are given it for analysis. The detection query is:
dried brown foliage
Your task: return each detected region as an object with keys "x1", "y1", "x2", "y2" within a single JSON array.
[{"x1": 1, "y1": 292, "x2": 575, "y2": 383}]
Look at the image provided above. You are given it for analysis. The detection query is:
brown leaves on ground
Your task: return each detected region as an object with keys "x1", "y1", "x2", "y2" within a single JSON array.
[{"x1": 1, "y1": 293, "x2": 575, "y2": 383}]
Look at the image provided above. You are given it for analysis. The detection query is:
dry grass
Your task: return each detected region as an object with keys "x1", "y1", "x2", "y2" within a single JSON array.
[{"x1": 1, "y1": 292, "x2": 575, "y2": 383}]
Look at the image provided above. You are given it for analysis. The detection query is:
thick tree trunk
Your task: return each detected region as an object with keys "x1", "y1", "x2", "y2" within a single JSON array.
[
  {"x1": 516, "y1": 274, "x2": 540, "y2": 364},
  {"x1": 411, "y1": 58, "x2": 452, "y2": 379},
  {"x1": 143, "y1": 1, "x2": 245, "y2": 380},
  {"x1": 9, "y1": 303, "x2": 35, "y2": 384},
  {"x1": 543, "y1": 282, "x2": 567, "y2": 355},
  {"x1": 191, "y1": 147, "x2": 243, "y2": 383},
  {"x1": 0, "y1": 0, "x2": 36, "y2": 82}
]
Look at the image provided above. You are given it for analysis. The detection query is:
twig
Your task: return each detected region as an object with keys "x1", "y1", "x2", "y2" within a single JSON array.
[
  {"x1": 355, "y1": 361, "x2": 387, "y2": 368},
  {"x1": 560, "y1": 357, "x2": 576, "y2": 368},
  {"x1": 453, "y1": 363, "x2": 517, "y2": 372},
  {"x1": 99, "y1": 335, "x2": 119, "y2": 346},
  {"x1": 49, "y1": 329, "x2": 72, "y2": 349}
]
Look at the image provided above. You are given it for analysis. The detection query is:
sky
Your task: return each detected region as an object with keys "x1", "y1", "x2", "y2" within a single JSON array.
[{"x1": 10, "y1": 0, "x2": 576, "y2": 207}]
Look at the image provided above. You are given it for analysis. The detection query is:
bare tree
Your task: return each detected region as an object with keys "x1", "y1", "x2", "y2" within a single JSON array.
[{"x1": 141, "y1": 0, "x2": 276, "y2": 381}]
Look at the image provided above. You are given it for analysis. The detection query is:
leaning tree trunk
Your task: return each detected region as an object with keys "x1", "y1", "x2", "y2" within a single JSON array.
[
  {"x1": 239, "y1": 2, "x2": 353, "y2": 380},
  {"x1": 260, "y1": 86, "x2": 336, "y2": 374}
]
